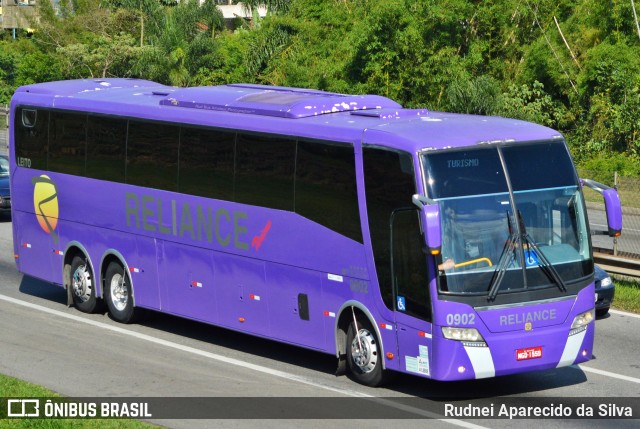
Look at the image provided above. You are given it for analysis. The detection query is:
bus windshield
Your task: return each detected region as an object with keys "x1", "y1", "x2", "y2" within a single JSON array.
[{"x1": 422, "y1": 141, "x2": 592, "y2": 298}]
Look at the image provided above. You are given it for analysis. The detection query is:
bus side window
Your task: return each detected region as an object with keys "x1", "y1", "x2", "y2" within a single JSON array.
[
  {"x1": 86, "y1": 115, "x2": 127, "y2": 183},
  {"x1": 235, "y1": 133, "x2": 296, "y2": 211},
  {"x1": 179, "y1": 126, "x2": 235, "y2": 201},
  {"x1": 295, "y1": 140, "x2": 362, "y2": 243},
  {"x1": 15, "y1": 107, "x2": 49, "y2": 170},
  {"x1": 127, "y1": 120, "x2": 180, "y2": 191},
  {"x1": 48, "y1": 111, "x2": 87, "y2": 176},
  {"x1": 363, "y1": 147, "x2": 416, "y2": 312}
]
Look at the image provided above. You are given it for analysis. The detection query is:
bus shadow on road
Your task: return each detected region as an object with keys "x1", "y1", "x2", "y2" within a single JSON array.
[
  {"x1": 18, "y1": 274, "x2": 590, "y2": 398},
  {"x1": 19, "y1": 274, "x2": 68, "y2": 306},
  {"x1": 390, "y1": 366, "x2": 589, "y2": 399}
]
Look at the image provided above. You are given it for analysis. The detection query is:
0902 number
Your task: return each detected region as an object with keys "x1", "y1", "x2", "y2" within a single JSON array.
[{"x1": 445, "y1": 313, "x2": 475, "y2": 325}]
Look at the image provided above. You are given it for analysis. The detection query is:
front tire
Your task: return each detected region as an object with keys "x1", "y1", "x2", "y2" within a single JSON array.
[
  {"x1": 346, "y1": 316, "x2": 388, "y2": 386},
  {"x1": 70, "y1": 256, "x2": 98, "y2": 313},
  {"x1": 104, "y1": 261, "x2": 138, "y2": 324}
]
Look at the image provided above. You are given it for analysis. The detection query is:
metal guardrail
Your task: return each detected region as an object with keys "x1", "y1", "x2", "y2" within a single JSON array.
[
  {"x1": 582, "y1": 169, "x2": 640, "y2": 257},
  {"x1": 583, "y1": 173, "x2": 640, "y2": 277},
  {"x1": 594, "y1": 251, "x2": 640, "y2": 278},
  {"x1": 0, "y1": 126, "x2": 6, "y2": 156}
]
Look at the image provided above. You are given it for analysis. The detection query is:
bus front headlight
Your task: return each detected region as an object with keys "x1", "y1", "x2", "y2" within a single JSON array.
[
  {"x1": 569, "y1": 309, "x2": 594, "y2": 336},
  {"x1": 442, "y1": 327, "x2": 486, "y2": 345}
]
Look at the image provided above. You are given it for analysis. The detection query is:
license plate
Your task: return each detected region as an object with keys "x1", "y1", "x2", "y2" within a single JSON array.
[{"x1": 516, "y1": 346, "x2": 543, "y2": 361}]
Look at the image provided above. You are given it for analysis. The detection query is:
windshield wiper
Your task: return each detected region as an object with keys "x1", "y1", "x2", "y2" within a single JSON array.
[
  {"x1": 521, "y1": 233, "x2": 567, "y2": 293},
  {"x1": 487, "y1": 232, "x2": 518, "y2": 301},
  {"x1": 487, "y1": 211, "x2": 567, "y2": 302}
]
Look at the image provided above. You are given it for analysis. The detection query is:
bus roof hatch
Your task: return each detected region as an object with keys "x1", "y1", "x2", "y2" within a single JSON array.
[{"x1": 159, "y1": 84, "x2": 402, "y2": 119}]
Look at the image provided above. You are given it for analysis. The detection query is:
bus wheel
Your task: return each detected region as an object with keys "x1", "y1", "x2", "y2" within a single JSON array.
[
  {"x1": 346, "y1": 317, "x2": 387, "y2": 386},
  {"x1": 70, "y1": 256, "x2": 97, "y2": 313},
  {"x1": 104, "y1": 261, "x2": 137, "y2": 324}
]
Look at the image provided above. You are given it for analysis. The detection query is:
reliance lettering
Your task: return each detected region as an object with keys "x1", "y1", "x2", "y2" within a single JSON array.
[
  {"x1": 125, "y1": 192, "x2": 249, "y2": 250},
  {"x1": 499, "y1": 309, "x2": 557, "y2": 326}
]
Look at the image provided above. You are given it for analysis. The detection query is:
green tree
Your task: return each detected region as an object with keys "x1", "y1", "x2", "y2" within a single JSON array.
[
  {"x1": 575, "y1": 41, "x2": 640, "y2": 155},
  {"x1": 0, "y1": 50, "x2": 18, "y2": 104},
  {"x1": 497, "y1": 81, "x2": 566, "y2": 128},
  {"x1": 57, "y1": 33, "x2": 142, "y2": 78},
  {"x1": 446, "y1": 75, "x2": 501, "y2": 115},
  {"x1": 103, "y1": 0, "x2": 164, "y2": 46},
  {"x1": 132, "y1": 0, "x2": 224, "y2": 86}
]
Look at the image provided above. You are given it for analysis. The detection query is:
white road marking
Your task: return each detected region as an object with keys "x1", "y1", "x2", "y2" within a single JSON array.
[
  {"x1": 578, "y1": 366, "x2": 640, "y2": 384},
  {"x1": 610, "y1": 309, "x2": 640, "y2": 319},
  {"x1": 0, "y1": 293, "x2": 486, "y2": 428}
]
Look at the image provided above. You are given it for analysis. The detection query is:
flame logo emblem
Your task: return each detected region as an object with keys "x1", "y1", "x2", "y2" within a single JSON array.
[{"x1": 32, "y1": 175, "x2": 59, "y2": 243}]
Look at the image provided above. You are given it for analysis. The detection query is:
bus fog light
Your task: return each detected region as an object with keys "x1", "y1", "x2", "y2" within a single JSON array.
[
  {"x1": 458, "y1": 366, "x2": 466, "y2": 374},
  {"x1": 442, "y1": 327, "x2": 486, "y2": 343}
]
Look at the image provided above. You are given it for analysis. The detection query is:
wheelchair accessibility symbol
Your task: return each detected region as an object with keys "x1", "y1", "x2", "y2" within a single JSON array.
[
  {"x1": 397, "y1": 296, "x2": 406, "y2": 312},
  {"x1": 525, "y1": 250, "x2": 540, "y2": 267}
]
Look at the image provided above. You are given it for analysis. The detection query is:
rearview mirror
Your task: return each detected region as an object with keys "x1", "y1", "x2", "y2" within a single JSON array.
[
  {"x1": 412, "y1": 194, "x2": 441, "y2": 252},
  {"x1": 581, "y1": 179, "x2": 622, "y2": 237}
]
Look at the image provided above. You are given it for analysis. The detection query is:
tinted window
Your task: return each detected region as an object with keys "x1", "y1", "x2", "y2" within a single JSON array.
[
  {"x1": 48, "y1": 111, "x2": 87, "y2": 176},
  {"x1": 392, "y1": 209, "x2": 431, "y2": 321},
  {"x1": 363, "y1": 147, "x2": 416, "y2": 310},
  {"x1": 423, "y1": 148, "x2": 507, "y2": 199},
  {"x1": 235, "y1": 133, "x2": 295, "y2": 211},
  {"x1": 503, "y1": 142, "x2": 577, "y2": 191},
  {"x1": 295, "y1": 140, "x2": 362, "y2": 242},
  {"x1": 179, "y1": 126, "x2": 235, "y2": 200},
  {"x1": 86, "y1": 115, "x2": 127, "y2": 182},
  {"x1": 14, "y1": 108, "x2": 48, "y2": 170},
  {"x1": 127, "y1": 121, "x2": 179, "y2": 191}
]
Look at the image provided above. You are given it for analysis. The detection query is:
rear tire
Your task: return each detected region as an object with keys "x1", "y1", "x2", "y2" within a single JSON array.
[
  {"x1": 104, "y1": 261, "x2": 138, "y2": 324},
  {"x1": 346, "y1": 316, "x2": 389, "y2": 387},
  {"x1": 70, "y1": 256, "x2": 98, "y2": 313}
]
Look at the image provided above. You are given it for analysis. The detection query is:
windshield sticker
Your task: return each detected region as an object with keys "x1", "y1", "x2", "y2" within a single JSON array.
[
  {"x1": 397, "y1": 295, "x2": 406, "y2": 312},
  {"x1": 525, "y1": 250, "x2": 540, "y2": 267}
]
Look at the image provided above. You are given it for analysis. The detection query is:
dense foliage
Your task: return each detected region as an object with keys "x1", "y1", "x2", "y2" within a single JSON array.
[{"x1": 2, "y1": 0, "x2": 640, "y2": 178}]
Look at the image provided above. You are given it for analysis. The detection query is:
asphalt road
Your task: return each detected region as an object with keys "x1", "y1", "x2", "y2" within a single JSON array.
[{"x1": 0, "y1": 217, "x2": 639, "y2": 428}]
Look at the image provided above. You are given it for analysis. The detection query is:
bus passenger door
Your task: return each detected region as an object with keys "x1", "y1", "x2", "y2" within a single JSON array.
[{"x1": 391, "y1": 209, "x2": 434, "y2": 378}]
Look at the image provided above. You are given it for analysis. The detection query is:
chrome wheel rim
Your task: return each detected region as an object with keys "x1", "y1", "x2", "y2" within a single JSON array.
[
  {"x1": 110, "y1": 273, "x2": 128, "y2": 312},
  {"x1": 72, "y1": 264, "x2": 92, "y2": 303},
  {"x1": 350, "y1": 328, "x2": 378, "y2": 373}
]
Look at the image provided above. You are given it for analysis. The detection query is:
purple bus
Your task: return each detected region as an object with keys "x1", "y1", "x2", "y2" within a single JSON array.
[{"x1": 9, "y1": 79, "x2": 622, "y2": 386}]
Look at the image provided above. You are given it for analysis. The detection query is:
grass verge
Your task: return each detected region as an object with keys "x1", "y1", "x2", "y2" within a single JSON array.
[
  {"x1": 0, "y1": 374, "x2": 155, "y2": 428},
  {"x1": 611, "y1": 277, "x2": 640, "y2": 314}
]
